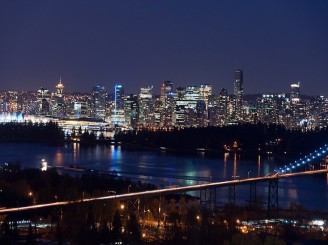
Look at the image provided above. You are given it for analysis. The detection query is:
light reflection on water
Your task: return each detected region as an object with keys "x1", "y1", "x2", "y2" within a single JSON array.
[
  {"x1": 0, "y1": 142, "x2": 327, "y2": 211},
  {"x1": 257, "y1": 155, "x2": 261, "y2": 177}
]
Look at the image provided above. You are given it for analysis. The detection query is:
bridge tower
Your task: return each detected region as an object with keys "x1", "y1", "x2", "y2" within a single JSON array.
[
  {"x1": 249, "y1": 182, "x2": 257, "y2": 207},
  {"x1": 200, "y1": 188, "x2": 216, "y2": 211},
  {"x1": 267, "y1": 178, "x2": 279, "y2": 218}
]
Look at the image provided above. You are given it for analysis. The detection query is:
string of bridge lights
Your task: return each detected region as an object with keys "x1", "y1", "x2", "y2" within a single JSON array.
[{"x1": 277, "y1": 144, "x2": 328, "y2": 174}]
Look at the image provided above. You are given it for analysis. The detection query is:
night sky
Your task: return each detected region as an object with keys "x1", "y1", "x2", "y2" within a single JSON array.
[{"x1": 1, "y1": 0, "x2": 328, "y2": 96}]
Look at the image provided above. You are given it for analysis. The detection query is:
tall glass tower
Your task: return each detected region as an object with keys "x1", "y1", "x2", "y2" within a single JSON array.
[
  {"x1": 114, "y1": 84, "x2": 124, "y2": 111},
  {"x1": 233, "y1": 69, "x2": 243, "y2": 120},
  {"x1": 91, "y1": 85, "x2": 107, "y2": 120},
  {"x1": 290, "y1": 82, "x2": 300, "y2": 104}
]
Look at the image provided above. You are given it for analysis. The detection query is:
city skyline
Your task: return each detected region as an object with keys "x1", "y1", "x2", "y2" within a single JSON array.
[
  {"x1": 0, "y1": 75, "x2": 320, "y2": 98},
  {"x1": 1, "y1": 1, "x2": 328, "y2": 96},
  {"x1": 0, "y1": 76, "x2": 319, "y2": 97}
]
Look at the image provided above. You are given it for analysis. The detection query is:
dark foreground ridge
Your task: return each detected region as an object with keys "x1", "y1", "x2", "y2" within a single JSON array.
[{"x1": 0, "y1": 164, "x2": 328, "y2": 244}]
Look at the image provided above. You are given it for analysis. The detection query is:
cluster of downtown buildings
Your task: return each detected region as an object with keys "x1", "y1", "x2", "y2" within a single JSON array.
[{"x1": 1, "y1": 70, "x2": 328, "y2": 131}]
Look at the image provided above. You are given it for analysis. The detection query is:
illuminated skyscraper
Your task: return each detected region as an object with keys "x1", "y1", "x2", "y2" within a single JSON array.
[
  {"x1": 91, "y1": 85, "x2": 107, "y2": 120},
  {"x1": 160, "y1": 81, "x2": 174, "y2": 127},
  {"x1": 138, "y1": 86, "x2": 154, "y2": 126},
  {"x1": 114, "y1": 84, "x2": 124, "y2": 111},
  {"x1": 233, "y1": 69, "x2": 244, "y2": 120},
  {"x1": 218, "y1": 88, "x2": 229, "y2": 125},
  {"x1": 160, "y1": 81, "x2": 173, "y2": 103},
  {"x1": 199, "y1": 84, "x2": 212, "y2": 109},
  {"x1": 290, "y1": 82, "x2": 300, "y2": 104},
  {"x1": 124, "y1": 94, "x2": 139, "y2": 128},
  {"x1": 37, "y1": 87, "x2": 51, "y2": 116},
  {"x1": 52, "y1": 78, "x2": 66, "y2": 118}
]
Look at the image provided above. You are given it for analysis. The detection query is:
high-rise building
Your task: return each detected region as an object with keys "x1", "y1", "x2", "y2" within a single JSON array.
[
  {"x1": 160, "y1": 81, "x2": 174, "y2": 127},
  {"x1": 257, "y1": 94, "x2": 278, "y2": 125},
  {"x1": 111, "y1": 84, "x2": 125, "y2": 125},
  {"x1": 114, "y1": 84, "x2": 124, "y2": 111},
  {"x1": 124, "y1": 94, "x2": 139, "y2": 128},
  {"x1": 52, "y1": 78, "x2": 66, "y2": 118},
  {"x1": 218, "y1": 88, "x2": 229, "y2": 125},
  {"x1": 73, "y1": 101, "x2": 89, "y2": 119},
  {"x1": 196, "y1": 100, "x2": 207, "y2": 127},
  {"x1": 37, "y1": 87, "x2": 51, "y2": 116},
  {"x1": 138, "y1": 86, "x2": 154, "y2": 127},
  {"x1": 290, "y1": 82, "x2": 300, "y2": 104},
  {"x1": 199, "y1": 84, "x2": 212, "y2": 109},
  {"x1": 160, "y1": 81, "x2": 173, "y2": 103},
  {"x1": 173, "y1": 86, "x2": 203, "y2": 127},
  {"x1": 233, "y1": 69, "x2": 244, "y2": 120},
  {"x1": 91, "y1": 85, "x2": 107, "y2": 120}
]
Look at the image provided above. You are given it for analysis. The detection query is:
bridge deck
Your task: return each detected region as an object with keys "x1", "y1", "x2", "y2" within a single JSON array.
[{"x1": 0, "y1": 169, "x2": 327, "y2": 214}]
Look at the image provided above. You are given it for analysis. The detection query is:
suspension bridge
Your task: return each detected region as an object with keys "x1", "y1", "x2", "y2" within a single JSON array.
[{"x1": 0, "y1": 144, "x2": 327, "y2": 216}]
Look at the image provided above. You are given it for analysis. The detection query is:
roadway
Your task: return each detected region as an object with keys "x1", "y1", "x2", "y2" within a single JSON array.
[{"x1": 1, "y1": 169, "x2": 327, "y2": 214}]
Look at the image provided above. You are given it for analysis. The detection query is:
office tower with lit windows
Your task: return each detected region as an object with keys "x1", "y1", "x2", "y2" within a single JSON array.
[
  {"x1": 218, "y1": 88, "x2": 229, "y2": 125},
  {"x1": 289, "y1": 82, "x2": 304, "y2": 129},
  {"x1": 91, "y1": 85, "x2": 107, "y2": 120},
  {"x1": 114, "y1": 84, "x2": 124, "y2": 111},
  {"x1": 314, "y1": 96, "x2": 328, "y2": 129},
  {"x1": 207, "y1": 94, "x2": 218, "y2": 126},
  {"x1": 257, "y1": 94, "x2": 279, "y2": 125},
  {"x1": 196, "y1": 100, "x2": 207, "y2": 127},
  {"x1": 37, "y1": 87, "x2": 51, "y2": 116},
  {"x1": 138, "y1": 86, "x2": 154, "y2": 127},
  {"x1": 199, "y1": 84, "x2": 212, "y2": 109},
  {"x1": 160, "y1": 81, "x2": 173, "y2": 103},
  {"x1": 111, "y1": 84, "x2": 125, "y2": 125},
  {"x1": 154, "y1": 98, "x2": 162, "y2": 127},
  {"x1": 160, "y1": 81, "x2": 174, "y2": 127},
  {"x1": 290, "y1": 82, "x2": 300, "y2": 104},
  {"x1": 124, "y1": 94, "x2": 139, "y2": 128},
  {"x1": 173, "y1": 86, "x2": 204, "y2": 127},
  {"x1": 233, "y1": 69, "x2": 244, "y2": 121}
]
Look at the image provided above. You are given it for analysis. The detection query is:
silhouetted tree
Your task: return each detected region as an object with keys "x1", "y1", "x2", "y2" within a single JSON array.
[
  {"x1": 112, "y1": 209, "x2": 122, "y2": 242},
  {"x1": 126, "y1": 212, "x2": 141, "y2": 244}
]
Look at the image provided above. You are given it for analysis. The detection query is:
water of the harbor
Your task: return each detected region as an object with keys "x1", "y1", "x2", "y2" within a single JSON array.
[{"x1": 0, "y1": 142, "x2": 327, "y2": 211}]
